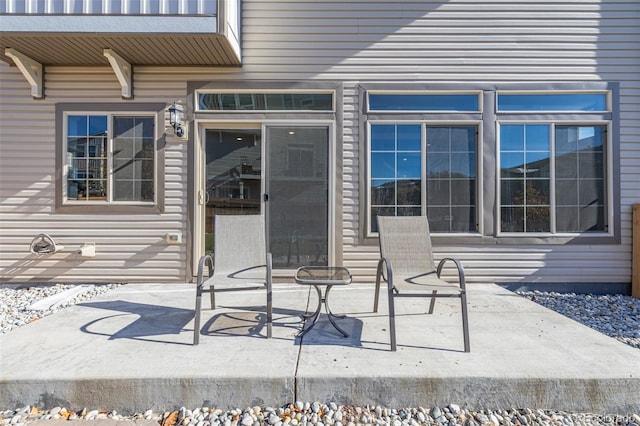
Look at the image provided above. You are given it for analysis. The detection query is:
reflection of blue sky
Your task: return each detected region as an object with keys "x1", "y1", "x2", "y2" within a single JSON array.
[
  {"x1": 579, "y1": 126, "x2": 595, "y2": 139},
  {"x1": 68, "y1": 115, "x2": 107, "y2": 137},
  {"x1": 397, "y1": 153, "x2": 421, "y2": 178},
  {"x1": 371, "y1": 152, "x2": 421, "y2": 178},
  {"x1": 371, "y1": 153, "x2": 395, "y2": 178},
  {"x1": 371, "y1": 124, "x2": 420, "y2": 151},
  {"x1": 500, "y1": 125, "x2": 524, "y2": 150},
  {"x1": 500, "y1": 124, "x2": 549, "y2": 151},
  {"x1": 371, "y1": 125, "x2": 395, "y2": 150},
  {"x1": 525, "y1": 151, "x2": 549, "y2": 164},
  {"x1": 397, "y1": 125, "x2": 421, "y2": 150},
  {"x1": 556, "y1": 126, "x2": 604, "y2": 153},
  {"x1": 497, "y1": 94, "x2": 607, "y2": 111},
  {"x1": 501, "y1": 152, "x2": 524, "y2": 169},
  {"x1": 371, "y1": 124, "x2": 477, "y2": 180},
  {"x1": 369, "y1": 94, "x2": 479, "y2": 111},
  {"x1": 525, "y1": 125, "x2": 549, "y2": 150}
]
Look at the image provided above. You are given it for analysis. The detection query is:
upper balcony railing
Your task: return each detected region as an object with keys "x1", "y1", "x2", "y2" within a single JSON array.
[{"x1": 1, "y1": 0, "x2": 217, "y2": 15}]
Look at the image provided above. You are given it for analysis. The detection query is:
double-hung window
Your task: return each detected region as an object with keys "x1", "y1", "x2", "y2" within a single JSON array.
[
  {"x1": 497, "y1": 92, "x2": 611, "y2": 235},
  {"x1": 366, "y1": 92, "x2": 481, "y2": 235},
  {"x1": 56, "y1": 104, "x2": 165, "y2": 211}
]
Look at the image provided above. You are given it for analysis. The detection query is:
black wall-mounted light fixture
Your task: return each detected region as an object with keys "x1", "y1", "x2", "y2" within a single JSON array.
[{"x1": 168, "y1": 102, "x2": 185, "y2": 137}]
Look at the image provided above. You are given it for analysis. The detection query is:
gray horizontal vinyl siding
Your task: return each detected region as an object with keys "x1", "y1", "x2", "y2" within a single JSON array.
[
  {"x1": 237, "y1": 0, "x2": 639, "y2": 285},
  {"x1": 0, "y1": 65, "x2": 189, "y2": 282},
  {"x1": 0, "y1": 0, "x2": 638, "y2": 284}
]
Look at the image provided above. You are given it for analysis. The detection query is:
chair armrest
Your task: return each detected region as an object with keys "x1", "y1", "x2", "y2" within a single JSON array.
[
  {"x1": 436, "y1": 257, "x2": 466, "y2": 291},
  {"x1": 196, "y1": 254, "x2": 214, "y2": 291},
  {"x1": 376, "y1": 257, "x2": 394, "y2": 286}
]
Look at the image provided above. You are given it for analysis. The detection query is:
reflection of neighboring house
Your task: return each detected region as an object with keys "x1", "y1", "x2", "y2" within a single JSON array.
[
  {"x1": 501, "y1": 143, "x2": 602, "y2": 180},
  {"x1": 206, "y1": 144, "x2": 261, "y2": 201}
]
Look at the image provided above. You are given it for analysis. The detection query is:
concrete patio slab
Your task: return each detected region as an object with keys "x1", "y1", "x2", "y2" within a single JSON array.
[{"x1": 0, "y1": 283, "x2": 638, "y2": 415}]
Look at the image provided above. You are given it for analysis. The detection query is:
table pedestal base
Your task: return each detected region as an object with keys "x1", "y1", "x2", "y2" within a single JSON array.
[{"x1": 297, "y1": 284, "x2": 349, "y2": 338}]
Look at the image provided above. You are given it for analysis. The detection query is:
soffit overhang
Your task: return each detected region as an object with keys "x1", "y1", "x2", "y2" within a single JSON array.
[{"x1": 0, "y1": 15, "x2": 241, "y2": 66}]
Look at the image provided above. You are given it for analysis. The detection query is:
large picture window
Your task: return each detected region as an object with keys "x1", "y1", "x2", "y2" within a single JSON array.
[
  {"x1": 499, "y1": 123, "x2": 607, "y2": 233},
  {"x1": 369, "y1": 123, "x2": 478, "y2": 234},
  {"x1": 363, "y1": 85, "x2": 617, "y2": 243},
  {"x1": 497, "y1": 91, "x2": 611, "y2": 235}
]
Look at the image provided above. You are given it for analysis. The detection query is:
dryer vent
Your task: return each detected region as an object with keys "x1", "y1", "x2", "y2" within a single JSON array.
[{"x1": 29, "y1": 233, "x2": 64, "y2": 255}]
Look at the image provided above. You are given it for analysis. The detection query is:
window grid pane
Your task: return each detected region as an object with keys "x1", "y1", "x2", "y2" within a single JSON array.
[
  {"x1": 66, "y1": 115, "x2": 107, "y2": 201},
  {"x1": 370, "y1": 124, "x2": 421, "y2": 233},
  {"x1": 426, "y1": 126, "x2": 477, "y2": 232},
  {"x1": 113, "y1": 117, "x2": 155, "y2": 202},
  {"x1": 555, "y1": 125, "x2": 606, "y2": 232},
  {"x1": 500, "y1": 124, "x2": 551, "y2": 232}
]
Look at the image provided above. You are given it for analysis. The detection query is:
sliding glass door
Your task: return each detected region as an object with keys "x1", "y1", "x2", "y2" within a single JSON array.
[
  {"x1": 202, "y1": 125, "x2": 329, "y2": 268},
  {"x1": 265, "y1": 126, "x2": 329, "y2": 267}
]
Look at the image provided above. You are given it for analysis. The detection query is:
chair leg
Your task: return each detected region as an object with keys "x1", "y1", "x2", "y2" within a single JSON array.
[
  {"x1": 266, "y1": 285, "x2": 273, "y2": 339},
  {"x1": 460, "y1": 293, "x2": 470, "y2": 352},
  {"x1": 374, "y1": 274, "x2": 381, "y2": 313},
  {"x1": 193, "y1": 288, "x2": 203, "y2": 345},
  {"x1": 210, "y1": 286, "x2": 216, "y2": 309},
  {"x1": 388, "y1": 286, "x2": 397, "y2": 351},
  {"x1": 428, "y1": 290, "x2": 437, "y2": 314}
]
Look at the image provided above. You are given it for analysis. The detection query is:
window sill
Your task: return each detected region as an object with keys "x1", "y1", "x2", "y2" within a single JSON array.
[
  {"x1": 55, "y1": 204, "x2": 164, "y2": 214},
  {"x1": 361, "y1": 233, "x2": 619, "y2": 245}
]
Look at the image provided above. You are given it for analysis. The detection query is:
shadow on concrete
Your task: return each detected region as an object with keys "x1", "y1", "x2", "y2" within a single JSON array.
[
  {"x1": 296, "y1": 314, "x2": 364, "y2": 347},
  {"x1": 78, "y1": 300, "x2": 194, "y2": 345},
  {"x1": 201, "y1": 308, "x2": 274, "y2": 338}
]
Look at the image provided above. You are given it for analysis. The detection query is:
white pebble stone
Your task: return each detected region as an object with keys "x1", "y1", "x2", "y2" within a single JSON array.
[{"x1": 269, "y1": 414, "x2": 280, "y2": 424}]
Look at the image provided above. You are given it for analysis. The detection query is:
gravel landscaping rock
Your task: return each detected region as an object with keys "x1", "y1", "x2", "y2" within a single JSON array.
[
  {"x1": 516, "y1": 290, "x2": 640, "y2": 350},
  {"x1": 1, "y1": 403, "x2": 638, "y2": 426},
  {"x1": 0, "y1": 283, "x2": 123, "y2": 335}
]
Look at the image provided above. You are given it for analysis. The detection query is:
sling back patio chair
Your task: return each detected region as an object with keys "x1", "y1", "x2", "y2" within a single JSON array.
[
  {"x1": 193, "y1": 214, "x2": 273, "y2": 345},
  {"x1": 374, "y1": 216, "x2": 470, "y2": 352}
]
